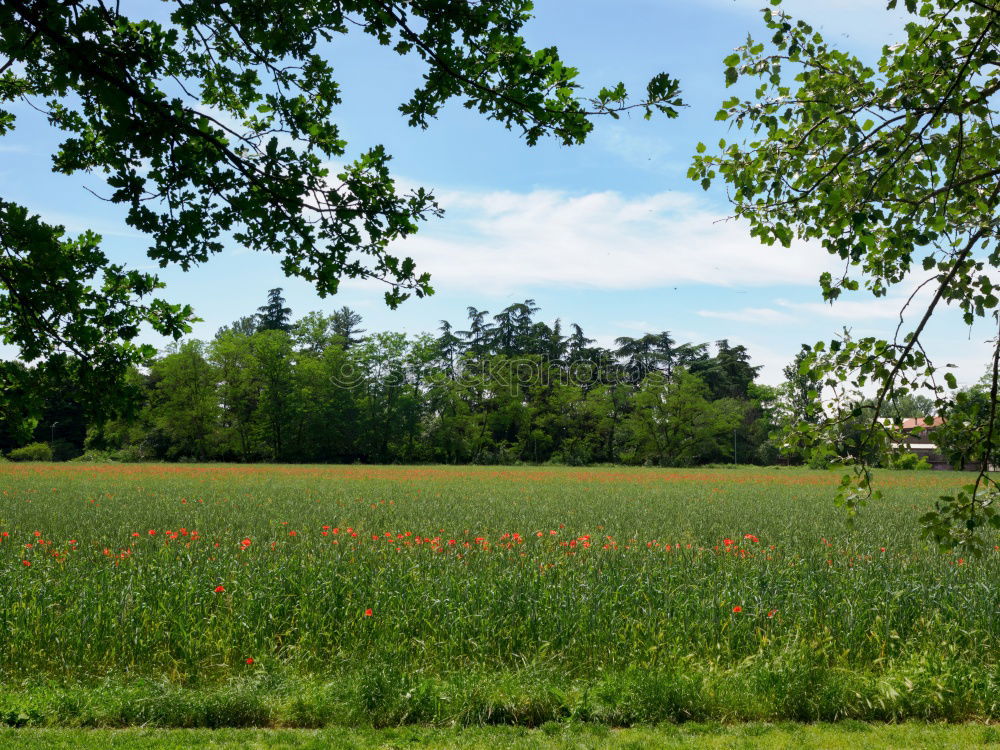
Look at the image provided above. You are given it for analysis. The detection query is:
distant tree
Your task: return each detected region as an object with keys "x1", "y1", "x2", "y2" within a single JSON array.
[
  {"x1": 256, "y1": 288, "x2": 293, "y2": 333},
  {"x1": 330, "y1": 307, "x2": 366, "y2": 349},
  {"x1": 781, "y1": 349, "x2": 820, "y2": 426},
  {"x1": 614, "y1": 335, "x2": 657, "y2": 384},
  {"x1": 216, "y1": 315, "x2": 258, "y2": 338},
  {"x1": 567, "y1": 323, "x2": 595, "y2": 360},
  {"x1": 459, "y1": 307, "x2": 494, "y2": 357},
  {"x1": 291, "y1": 312, "x2": 336, "y2": 355},
  {"x1": 881, "y1": 392, "x2": 937, "y2": 420},
  {"x1": 615, "y1": 332, "x2": 676, "y2": 384},
  {"x1": 252, "y1": 330, "x2": 297, "y2": 460},
  {"x1": 627, "y1": 370, "x2": 743, "y2": 466},
  {"x1": 149, "y1": 340, "x2": 219, "y2": 460},
  {"x1": 209, "y1": 331, "x2": 261, "y2": 461},
  {"x1": 690, "y1": 340, "x2": 760, "y2": 400},
  {"x1": 435, "y1": 320, "x2": 464, "y2": 378},
  {"x1": 0, "y1": 361, "x2": 38, "y2": 454}
]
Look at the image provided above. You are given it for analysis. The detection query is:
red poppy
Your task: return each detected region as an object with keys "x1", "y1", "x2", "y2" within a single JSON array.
[
  {"x1": 21, "y1": 560, "x2": 30, "y2": 567},
  {"x1": 723, "y1": 538, "x2": 734, "y2": 546},
  {"x1": 732, "y1": 605, "x2": 742, "y2": 613},
  {"x1": 364, "y1": 608, "x2": 373, "y2": 617},
  {"x1": 148, "y1": 530, "x2": 156, "y2": 536},
  {"x1": 214, "y1": 585, "x2": 225, "y2": 593},
  {"x1": 245, "y1": 657, "x2": 254, "y2": 665},
  {"x1": 768, "y1": 609, "x2": 777, "y2": 618}
]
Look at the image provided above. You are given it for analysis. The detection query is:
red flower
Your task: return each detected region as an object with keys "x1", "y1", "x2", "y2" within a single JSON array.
[
  {"x1": 245, "y1": 657, "x2": 254, "y2": 665},
  {"x1": 364, "y1": 608, "x2": 373, "y2": 617},
  {"x1": 767, "y1": 609, "x2": 777, "y2": 618},
  {"x1": 21, "y1": 560, "x2": 30, "y2": 567},
  {"x1": 732, "y1": 605, "x2": 742, "y2": 613},
  {"x1": 214, "y1": 585, "x2": 225, "y2": 593},
  {"x1": 148, "y1": 529, "x2": 156, "y2": 536},
  {"x1": 288, "y1": 531, "x2": 297, "y2": 537}
]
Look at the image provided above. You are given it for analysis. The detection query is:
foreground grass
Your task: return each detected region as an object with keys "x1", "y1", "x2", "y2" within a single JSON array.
[
  {"x1": 4, "y1": 723, "x2": 1000, "y2": 749},
  {"x1": 2, "y1": 463, "x2": 998, "y2": 724}
]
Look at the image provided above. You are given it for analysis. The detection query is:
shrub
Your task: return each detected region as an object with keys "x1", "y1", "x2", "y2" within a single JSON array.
[
  {"x1": 114, "y1": 445, "x2": 149, "y2": 463},
  {"x1": 7, "y1": 442, "x2": 53, "y2": 462},
  {"x1": 70, "y1": 450, "x2": 118, "y2": 464},
  {"x1": 891, "y1": 452, "x2": 932, "y2": 471}
]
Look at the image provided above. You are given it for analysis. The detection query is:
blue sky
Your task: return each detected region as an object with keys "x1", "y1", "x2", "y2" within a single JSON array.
[{"x1": 2, "y1": 0, "x2": 993, "y2": 385}]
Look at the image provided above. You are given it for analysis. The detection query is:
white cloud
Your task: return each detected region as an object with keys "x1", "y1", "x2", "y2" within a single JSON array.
[
  {"x1": 393, "y1": 187, "x2": 838, "y2": 293},
  {"x1": 698, "y1": 307, "x2": 794, "y2": 324},
  {"x1": 775, "y1": 297, "x2": 902, "y2": 322}
]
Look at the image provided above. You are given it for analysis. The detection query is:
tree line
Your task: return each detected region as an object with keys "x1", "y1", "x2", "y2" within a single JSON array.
[
  {"x1": 2, "y1": 290, "x2": 787, "y2": 466},
  {"x1": 7, "y1": 288, "x2": 996, "y2": 470}
]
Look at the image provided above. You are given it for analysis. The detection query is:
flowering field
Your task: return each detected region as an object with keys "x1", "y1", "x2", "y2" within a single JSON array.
[{"x1": 1, "y1": 463, "x2": 998, "y2": 726}]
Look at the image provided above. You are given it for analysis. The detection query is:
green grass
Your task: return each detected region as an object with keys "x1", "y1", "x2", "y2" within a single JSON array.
[
  {"x1": 1, "y1": 463, "x2": 998, "y2": 725},
  {"x1": 3, "y1": 723, "x2": 1000, "y2": 749}
]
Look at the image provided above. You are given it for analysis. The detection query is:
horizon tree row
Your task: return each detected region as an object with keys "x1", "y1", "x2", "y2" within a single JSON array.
[
  {"x1": 5, "y1": 290, "x2": 980, "y2": 468},
  {"x1": 38, "y1": 291, "x2": 779, "y2": 465}
]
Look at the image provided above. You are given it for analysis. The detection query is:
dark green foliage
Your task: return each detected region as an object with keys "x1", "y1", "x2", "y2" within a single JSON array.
[
  {"x1": 254, "y1": 289, "x2": 293, "y2": 334},
  {"x1": 43, "y1": 301, "x2": 777, "y2": 466},
  {"x1": 6, "y1": 441, "x2": 52, "y2": 461}
]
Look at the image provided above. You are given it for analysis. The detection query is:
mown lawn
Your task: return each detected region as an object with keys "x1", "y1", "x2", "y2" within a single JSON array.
[
  {"x1": 4, "y1": 723, "x2": 1000, "y2": 749},
  {"x1": 1, "y1": 463, "x2": 997, "y2": 726}
]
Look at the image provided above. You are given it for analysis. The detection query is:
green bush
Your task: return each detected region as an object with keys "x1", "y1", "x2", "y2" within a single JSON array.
[
  {"x1": 890, "y1": 452, "x2": 932, "y2": 471},
  {"x1": 113, "y1": 445, "x2": 148, "y2": 463},
  {"x1": 7, "y1": 442, "x2": 53, "y2": 462},
  {"x1": 70, "y1": 450, "x2": 118, "y2": 464}
]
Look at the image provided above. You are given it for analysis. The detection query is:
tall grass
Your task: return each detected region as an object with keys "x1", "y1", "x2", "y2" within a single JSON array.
[{"x1": 0, "y1": 463, "x2": 997, "y2": 724}]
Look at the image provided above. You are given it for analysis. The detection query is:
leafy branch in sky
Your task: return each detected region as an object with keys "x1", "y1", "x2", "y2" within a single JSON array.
[
  {"x1": 0, "y1": 0, "x2": 680, "y2": 417},
  {"x1": 691, "y1": 0, "x2": 1000, "y2": 551}
]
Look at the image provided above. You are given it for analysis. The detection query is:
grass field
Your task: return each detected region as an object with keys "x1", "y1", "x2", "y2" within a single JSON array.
[
  {"x1": 1, "y1": 463, "x2": 998, "y2": 727},
  {"x1": 5, "y1": 723, "x2": 1000, "y2": 749}
]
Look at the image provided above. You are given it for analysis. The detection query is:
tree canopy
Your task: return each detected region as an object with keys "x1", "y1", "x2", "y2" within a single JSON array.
[
  {"x1": 4, "y1": 293, "x2": 782, "y2": 467},
  {"x1": 691, "y1": 0, "x2": 1000, "y2": 549},
  {"x1": 0, "y1": 0, "x2": 681, "y2": 415}
]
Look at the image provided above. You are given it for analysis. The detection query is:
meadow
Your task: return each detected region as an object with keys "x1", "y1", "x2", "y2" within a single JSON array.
[{"x1": 1, "y1": 463, "x2": 998, "y2": 728}]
